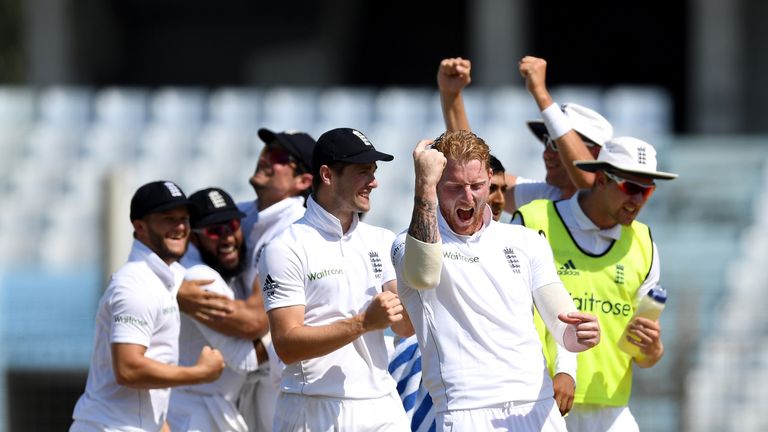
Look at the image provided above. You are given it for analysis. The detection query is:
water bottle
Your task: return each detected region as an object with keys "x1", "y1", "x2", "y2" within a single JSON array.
[{"x1": 618, "y1": 285, "x2": 667, "y2": 358}]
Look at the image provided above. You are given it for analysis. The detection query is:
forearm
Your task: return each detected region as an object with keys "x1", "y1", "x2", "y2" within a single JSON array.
[
  {"x1": 440, "y1": 90, "x2": 471, "y2": 131},
  {"x1": 533, "y1": 283, "x2": 578, "y2": 351},
  {"x1": 113, "y1": 355, "x2": 209, "y2": 389},
  {"x1": 404, "y1": 189, "x2": 442, "y2": 289},
  {"x1": 556, "y1": 131, "x2": 596, "y2": 189},
  {"x1": 201, "y1": 299, "x2": 269, "y2": 340},
  {"x1": 271, "y1": 315, "x2": 367, "y2": 365},
  {"x1": 540, "y1": 103, "x2": 595, "y2": 189},
  {"x1": 390, "y1": 308, "x2": 415, "y2": 338},
  {"x1": 408, "y1": 187, "x2": 440, "y2": 243}
]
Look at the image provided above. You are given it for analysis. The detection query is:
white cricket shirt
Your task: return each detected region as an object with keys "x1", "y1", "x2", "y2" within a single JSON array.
[
  {"x1": 514, "y1": 177, "x2": 562, "y2": 211},
  {"x1": 72, "y1": 240, "x2": 185, "y2": 431},
  {"x1": 259, "y1": 196, "x2": 397, "y2": 399},
  {"x1": 174, "y1": 264, "x2": 258, "y2": 400},
  {"x1": 392, "y1": 207, "x2": 561, "y2": 413}
]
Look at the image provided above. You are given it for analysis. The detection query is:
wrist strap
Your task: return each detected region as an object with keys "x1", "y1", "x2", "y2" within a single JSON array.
[{"x1": 541, "y1": 102, "x2": 572, "y2": 140}]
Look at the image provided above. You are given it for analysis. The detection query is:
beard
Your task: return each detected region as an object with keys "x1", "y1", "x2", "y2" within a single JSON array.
[
  {"x1": 197, "y1": 242, "x2": 247, "y2": 280},
  {"x1": 145, "y1": 225, "x2": 188, "y2": 263}
]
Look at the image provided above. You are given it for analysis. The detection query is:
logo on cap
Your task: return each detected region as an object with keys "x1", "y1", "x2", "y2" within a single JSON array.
[
  {"x1": 637, "y1": 147, "x2": 647, "y2": 165},
  {"x1": 165, "y1": 181, "x2": 183, "y2": 197},
  {"x1": 352, "y1": 129, "x2": 373, "y2": 147},
  {"x1": 208, "y1": 190, "x2": 227, "y2": 208}
]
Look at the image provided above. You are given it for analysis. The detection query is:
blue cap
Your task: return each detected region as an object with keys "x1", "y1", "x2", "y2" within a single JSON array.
[{"x1": 647, "y1": 285, "x2": 667, "y2": 303}]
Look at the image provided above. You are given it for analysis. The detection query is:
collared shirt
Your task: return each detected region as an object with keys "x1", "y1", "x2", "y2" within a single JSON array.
[
  {"x1": 258, "y1": 196, "x2": 397, "y2": 399},
  {"x1": 393, "y1": 206, "x2": 562, "y2": 413},
  {"x1": 72, "y1": 240, "x2": 186, "y2": 431}
]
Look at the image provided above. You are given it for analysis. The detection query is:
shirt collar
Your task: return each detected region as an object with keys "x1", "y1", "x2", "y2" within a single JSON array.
[
  {"x1": 258, "y1": 195, "x2": 305, "y2": 222},
  {"x1": 304, "y1": 195, "x2": 359, "y2": 239},
  {"x1": 128, "y1": 239, "x2": 186, "y2": 291},
  {"x1": 567, "y1": 191, "x2": 622, "y2": 241}
]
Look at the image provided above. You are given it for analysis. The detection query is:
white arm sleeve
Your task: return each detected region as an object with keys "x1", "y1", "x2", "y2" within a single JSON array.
[
  {"x1": 532, "y1": 282, "x2": 578, "y2": 349},
  {"x1": 401, "y1": 234, "x2": 442, "y2": 290}
]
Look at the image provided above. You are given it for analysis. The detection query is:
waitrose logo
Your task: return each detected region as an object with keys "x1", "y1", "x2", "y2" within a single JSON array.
[{"x1": 308, "y1": 268, "x2": 344, "y2": 281}]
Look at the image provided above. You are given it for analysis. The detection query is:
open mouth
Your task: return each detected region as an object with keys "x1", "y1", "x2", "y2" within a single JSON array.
[
  {"x1": 457, "y1": 207, "x2": 474, "y2": 222},
  {"x1": 218, "y1": 244, "x2": 238, "y2": 262}
]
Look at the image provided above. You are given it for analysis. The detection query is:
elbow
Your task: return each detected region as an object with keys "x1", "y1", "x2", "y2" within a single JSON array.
[
  {"x1": 113, "y1": 366, "x2": 143, "y2": 388},
  {"x1": 403, "y1": 271, "x2": 440, "y2": 291},
  {"x1": 273, "y1": 341, "x2": 300, "y2": 365},
  {"x1": 242, "y1": 316, "x2": 270, "y2": 341}
]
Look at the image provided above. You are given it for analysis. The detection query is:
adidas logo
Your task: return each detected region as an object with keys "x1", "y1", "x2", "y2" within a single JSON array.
[
  {"x1": 262, "y1": 274, "x2": 280, "y2": 298},
  {"x1": 557, "y1": 259, "x2": 579, "y2": 276}
]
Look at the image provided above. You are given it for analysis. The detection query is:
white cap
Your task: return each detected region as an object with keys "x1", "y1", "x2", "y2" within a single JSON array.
[
  {"x1": 527, "y1": 103, "x2": 613, "y2": 146},
  {"x1": 574, "y1": 136, "x2": 678, "y2": 180}
]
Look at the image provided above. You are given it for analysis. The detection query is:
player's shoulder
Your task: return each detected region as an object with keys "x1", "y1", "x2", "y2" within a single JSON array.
[{"x1": 488, "y1": 220, "x2": 547, "y2": 246}]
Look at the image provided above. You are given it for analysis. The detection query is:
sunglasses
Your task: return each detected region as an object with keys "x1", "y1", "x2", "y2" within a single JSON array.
[
  {"x1": 543, "y1": 133, "x2": 597, "y2": 152},
  {"x1": 604, "y1": 171, "x2": 656, "y2": 200},
  {"x1": 194, "y1": 219, "x2": 241, "y2": 239},
  {"x1": 265, "y1": 146, "x2": 308, "y2": 174}
]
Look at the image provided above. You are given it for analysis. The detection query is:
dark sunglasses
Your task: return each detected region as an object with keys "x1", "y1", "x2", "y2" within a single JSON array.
[
  {"x1": 543, "y1": 133, "x2": 597, "y2": 152},
  {"x1": 604, "y1": 171, "x2": 656, "y2": 200},
  {"x1": 266, "y1": 146, "x2": 308, "y2": 174},
  {"x1": 194, "y1": 219, "x2": 241, "y2": 239}
]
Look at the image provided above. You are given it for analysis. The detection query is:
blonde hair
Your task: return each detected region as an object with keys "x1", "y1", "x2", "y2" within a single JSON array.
[{"x1": 432, "y1": 130, "x2": 490, "y2": 168}]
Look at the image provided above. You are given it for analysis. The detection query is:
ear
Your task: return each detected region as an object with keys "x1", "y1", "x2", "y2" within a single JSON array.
[
  {"x1": 294, "y1": 172, "x2": 313, "y2": 192},
  {"x1": 319, "y1": 165, "x2": 333, "y2": 186},
  {"x1": 595, "y1": 171, "x2": 609, "y2": 188},
  {"x1": 132, "y1": 219, "x2": 144, "y2": 233}
]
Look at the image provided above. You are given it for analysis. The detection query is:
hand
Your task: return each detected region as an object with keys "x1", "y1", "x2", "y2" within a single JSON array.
[
  {"x1": 625, "y1": 317, "x2": 664, "y2": 366},
  {"x1": 362, "y1": 291, "x2": 405, "y2": 332},
  {"x1": 552, "y1": 372, "x2": 575, "y2": 416},
  {"x1": 413, "y1": 139, "x2": 447, "y2": 190},
  {"x1": 196, "y1": 345, "x2": 226, "y2": 383},
  {"x1": 437, "y1": 57, "x2": 472, "y2": 95},
  {"x1": 177, "y1": 279, "x2": 233, "y2": 322},
  {"x1": 560, "y1": 311, "x2": 600, "y2": 352},
  {"x1": 518, "y1": 56, "x2": 551, "y2": 105}
]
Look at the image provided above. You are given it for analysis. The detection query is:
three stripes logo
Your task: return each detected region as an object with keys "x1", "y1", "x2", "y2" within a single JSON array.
[
  {"x1": 558, "y1": 259, "x2": 579, "y2": 276},
  {"x1": 262, "y1": 274, "x2": 280, "y2": 298}
]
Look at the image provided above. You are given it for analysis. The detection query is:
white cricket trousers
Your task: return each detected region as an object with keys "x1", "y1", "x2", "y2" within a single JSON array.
[
  {"x1": 436, "y1": 398, "x2": 567, "y2": 432},
  {"x1": 565, "y1": 404, "x2": 639, "y2": 432},
  {"x1": 273, "y1": 390, "x2": 410, "y2": 431}
]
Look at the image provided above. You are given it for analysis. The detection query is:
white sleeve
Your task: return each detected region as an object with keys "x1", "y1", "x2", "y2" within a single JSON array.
[
  {"x1": 532, "y1": 282, "x2": 577, "y2": 349},
  {"x1": 527, "y1": 230, "x2": 562, "y2": 290},
  {"x1": 109, "y1": 284, "x2": 155, "y2": 347},
  {"x1": 184, "y1": 266, "x2": 258, "y2": 374},
  {"x1": 380, "y1": 228, "x2": 397, "y2": 284},
  {"x1": 514, "y1": 180, "x2": 563, "y2": 210},
  {"x1": 257, "y1": 236, "x2": 306, "y2": 312},
  {"x1": 635, "y1": 241, "x2": 661, "y2": 303},
  {"x1": 392, "y1": 232, "x2": 442, "y2": 290}
]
